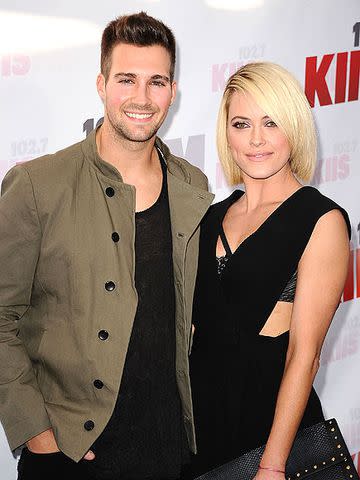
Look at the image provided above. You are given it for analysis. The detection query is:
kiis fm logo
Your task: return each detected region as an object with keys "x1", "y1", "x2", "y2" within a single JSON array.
[
  {"x1": 166, "y1": 136, "x2": 205, "y2": 172},
  {"x1": 305, "y1": 22, "x2": 360, "y2": 107},
  {"x1": 341, "y1": 220, "x2": 360, "y2": 305},
  {"x1": 351, "y1": 452, "x2": 360, "y2": 474},
  {"x1": 310, "y1": 154, "x2": 350, "y2": 185},
  {"x1": 321, "y1": 315, "x2": 360, "y2": 365},
  {"x1": 1, "y1": 55, "x2": 31, "y2": 76},
  {"x1": 343, "y1": 237, "x2": 360, "y2": 303},
  {"x1": 310, "y1": 140, "x2": 357, "y2": 186},
  {"x1": 212, "y1": 43, "x2": 266, "y2": 93},
  {"x1": 10, "y1": 137, "x2": 48, "y2": 165}
]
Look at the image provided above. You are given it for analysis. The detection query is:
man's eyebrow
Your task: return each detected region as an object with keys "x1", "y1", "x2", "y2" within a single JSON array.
[
  {"x1": 114, "y1": 72, "x2": 137, "y2": 79},
  {"x1": 113, "y1": 72, "x2": 170, "y2": 83},
  {"x1": 151, "y1": 74, "x2": 170, "y2": 83}
]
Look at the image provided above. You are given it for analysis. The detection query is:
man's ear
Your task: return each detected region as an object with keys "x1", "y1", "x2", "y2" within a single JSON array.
[
  {"x1": 170, "y1": 80, "x2": 177, "y2": 106},
  {"x1": 96, "y1": 73, "x2": 106, "y2": 103}
]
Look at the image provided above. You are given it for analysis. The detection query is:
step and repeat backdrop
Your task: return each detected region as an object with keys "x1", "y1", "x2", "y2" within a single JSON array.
[{"x1": 0, "y1": 0, "x2": 359, "y2": 477}]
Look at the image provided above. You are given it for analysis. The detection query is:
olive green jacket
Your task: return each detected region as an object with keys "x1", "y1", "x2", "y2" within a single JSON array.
[{"x1": 0, "y1": 130, "x2": 214, "y2": 461}]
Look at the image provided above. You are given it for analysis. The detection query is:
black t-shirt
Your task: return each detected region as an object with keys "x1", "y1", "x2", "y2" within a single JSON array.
[{"x1": 86, "y1": 152, "x2": 187, "y2": 479}]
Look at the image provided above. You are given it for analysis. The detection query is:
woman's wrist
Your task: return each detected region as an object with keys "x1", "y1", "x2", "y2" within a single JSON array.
[{"x1": 259, "y1": 465, "x2": 285, "y2": 474}]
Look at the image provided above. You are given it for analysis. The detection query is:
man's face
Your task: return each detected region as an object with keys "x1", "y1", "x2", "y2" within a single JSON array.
[{"x1": 97, "y1": 43, "x2": 176, "y2": 144}]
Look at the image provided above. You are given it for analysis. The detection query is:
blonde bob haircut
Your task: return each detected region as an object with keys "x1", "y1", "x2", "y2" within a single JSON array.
[{"x1": 217, "y1": 62, "x2": 317, "y2": 185}]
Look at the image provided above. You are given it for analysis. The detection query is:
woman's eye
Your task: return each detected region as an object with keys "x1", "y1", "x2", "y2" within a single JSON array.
[
  {"x1": 232, "y1": 121, "x2": 249, "y2": 129},
  {"x1": 265, "y1": 120, "x2": 277, "y2": 127}
]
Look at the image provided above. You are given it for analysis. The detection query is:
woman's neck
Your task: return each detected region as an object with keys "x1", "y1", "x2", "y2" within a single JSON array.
[{"x1": 241, "y1": 168, "x2": 301, "y2": 212}]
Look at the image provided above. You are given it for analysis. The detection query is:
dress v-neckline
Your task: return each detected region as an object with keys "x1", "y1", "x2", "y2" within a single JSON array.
[{"x1": 217, "y1": 186, "x2": 310, "y2": 260}]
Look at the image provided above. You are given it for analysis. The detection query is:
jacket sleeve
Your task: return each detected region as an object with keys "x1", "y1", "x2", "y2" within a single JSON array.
[{"x1": 0, "y1": 165, "x2": 51, "y2": 450}]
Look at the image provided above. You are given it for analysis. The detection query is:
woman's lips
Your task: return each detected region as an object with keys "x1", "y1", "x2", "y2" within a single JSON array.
[{"x1": 246, "y1": 152, "x2": 273, "y2": 160}]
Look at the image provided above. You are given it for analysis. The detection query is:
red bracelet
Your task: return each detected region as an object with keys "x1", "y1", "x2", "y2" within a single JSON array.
[{"x1": 259, "y1": 465, "x2": 285, "y2": 474}]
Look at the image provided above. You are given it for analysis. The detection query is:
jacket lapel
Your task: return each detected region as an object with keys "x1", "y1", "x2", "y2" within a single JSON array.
[
  {"x1": 167, "y1": 172, "x2": 214, "y2": 292},
  {"x1": 167, "y1": 172, "x2": 214, "y2": 248}
]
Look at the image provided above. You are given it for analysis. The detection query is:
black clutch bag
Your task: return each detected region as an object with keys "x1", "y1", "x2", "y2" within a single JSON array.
[{"x1": 195, "y1": 419, "x2": 359, "y2": 480}]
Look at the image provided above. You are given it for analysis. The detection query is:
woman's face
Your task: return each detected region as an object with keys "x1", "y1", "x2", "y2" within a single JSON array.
[{"x1": 226, "y1": 91, "x2": 292, "y2": 181}]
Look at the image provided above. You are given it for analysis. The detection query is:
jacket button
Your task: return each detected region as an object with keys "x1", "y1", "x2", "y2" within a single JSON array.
[
  {"x1": 98, "y1": 330, "x2": 109, "y2": 341},
  {"x1": 93, "y1": 379, "x2": 104, "y2": 389},
  {"x1": 105, "y1": 281, "x2": 116, "y2": 291},
  {"x1": 84, "y1": 420, "x2": 94, "y2": 431},
  {"x1": 111, "y1": 232, "x2": 120, "y2": 242},
  {"x1": 105, "y1": 187, "x2": 115, "y2": 197}
]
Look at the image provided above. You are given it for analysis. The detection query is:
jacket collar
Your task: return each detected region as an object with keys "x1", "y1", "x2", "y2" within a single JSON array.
[
  {"x1": 81, "y1": 127, "x2": 195, "y2": 186},
  {"x1": 81, "y1": 127, "x2": 214, "y2": 237},
  {"x1": 81, "y1": 128, "x2": 122, "y2": 181},
  {"x1": 154, "y1": 138, "x2": 214, "y2": 238}
]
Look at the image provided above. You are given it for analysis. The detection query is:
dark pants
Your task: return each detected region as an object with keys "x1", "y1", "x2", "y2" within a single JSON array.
[
  {"x1": 18, "y1": 448, "x2": 190, "y2": 480},
  {"x1": 17, "y1": 448, "x2": 97, "y2": 480}
]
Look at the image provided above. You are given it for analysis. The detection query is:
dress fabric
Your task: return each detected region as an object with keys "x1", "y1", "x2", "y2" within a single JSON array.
[{"x1": 188, "y1": 186, "x2": 350, "y2": 477}]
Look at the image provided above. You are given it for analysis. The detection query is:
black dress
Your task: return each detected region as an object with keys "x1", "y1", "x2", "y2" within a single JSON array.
[{"x1": 189, "y1": 186, "x2": 350, "y2": 477}]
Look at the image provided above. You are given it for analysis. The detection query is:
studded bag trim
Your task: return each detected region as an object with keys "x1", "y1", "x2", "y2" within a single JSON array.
[{"x1": 194, "y1": 419, "x2": 359, "y2": 480}]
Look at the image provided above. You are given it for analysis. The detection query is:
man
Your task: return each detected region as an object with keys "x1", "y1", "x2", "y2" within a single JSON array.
[{"x1": 0, "y1": 12, "x2": 213, "y2": 479}]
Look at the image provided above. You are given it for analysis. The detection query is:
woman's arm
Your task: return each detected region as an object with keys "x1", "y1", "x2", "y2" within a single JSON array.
[{"x1": 254, "y1": 208, "x2": 350, "y2": 480}]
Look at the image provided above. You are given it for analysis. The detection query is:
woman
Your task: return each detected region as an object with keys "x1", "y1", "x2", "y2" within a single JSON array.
[{"x1": 188, "y1": 63, "x2": 350, "y2": 480}]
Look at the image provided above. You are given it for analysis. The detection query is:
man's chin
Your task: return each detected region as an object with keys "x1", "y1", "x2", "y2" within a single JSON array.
[{"x1": 115, "y1": 126, "x2": 159, "y2": 144}]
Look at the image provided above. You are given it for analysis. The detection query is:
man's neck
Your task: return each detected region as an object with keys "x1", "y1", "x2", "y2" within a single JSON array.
[
  {"x1": 96, "y1": 123, "x2": 164, "y2": 211},
  {"x1": 96, "y1": 123, "x2": 158, "y2": 179}
]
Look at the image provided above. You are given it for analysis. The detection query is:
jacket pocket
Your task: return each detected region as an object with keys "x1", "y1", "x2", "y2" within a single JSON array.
[{"x1": 37, "y1": 327, "x2": 91, "y2": 402}]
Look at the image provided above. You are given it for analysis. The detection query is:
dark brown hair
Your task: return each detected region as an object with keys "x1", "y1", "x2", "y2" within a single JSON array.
[{"x1": 101, "y1": 12, "x2": 176, "y2": 82}]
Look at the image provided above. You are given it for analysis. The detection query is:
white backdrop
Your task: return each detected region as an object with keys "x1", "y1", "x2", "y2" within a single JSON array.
[{"x1": 0, "y1": 0, "x2": 359, "y2": 477}]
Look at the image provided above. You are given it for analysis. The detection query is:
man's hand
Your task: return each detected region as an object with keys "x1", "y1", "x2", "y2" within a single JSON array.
[
  {"x1": 26, "y1": 428, "x2": 60, "y2": 454},
  {"x1": 83, "y1": 450, "x2": 95, "y2": 461},
  {"x1": 26, "y1": 428, "x2": 96, "y2": 460}
]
